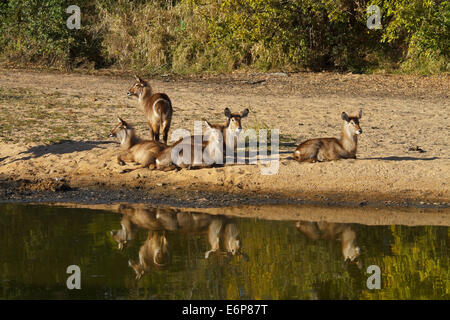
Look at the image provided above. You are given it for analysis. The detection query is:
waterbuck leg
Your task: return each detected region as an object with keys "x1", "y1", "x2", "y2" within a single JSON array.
[
  {"x1": 161, "y1": 114, "x2": 171, "y2": 144},
  {"x1": 118, "y1": 152, "x2": 134, "y2": 166},
  {"x1": 148, "y1": 127, "x2": 155, "y2": 141}
]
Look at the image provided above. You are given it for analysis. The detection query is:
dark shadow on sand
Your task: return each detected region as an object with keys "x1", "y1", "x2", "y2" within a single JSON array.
[
  {"x1": 363, "y1": 156, "x2": 440, "y2": 161},
  {"x1": 278, "y1": 142, "x2": 298, "y2": 155},
  {"x1": 10, "y1": 140, "x2": 117, "y2": 163}
]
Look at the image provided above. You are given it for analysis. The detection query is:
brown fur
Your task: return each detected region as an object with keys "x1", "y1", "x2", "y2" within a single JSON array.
[
  {"x1": 127, "y1": 75, "x2": 173, "y2": 144},
  {"x1": 128, "y1": 231, "x2": 170, "y2": 280},
  {"x1": 209, "y1": 108, "x2": 249, "y2": 155},
  {"x1": 294, "y1": 110, "x2": 363, "y2": 162},
  {"x1": 155, "y1": 121, "x2": 224, "y2": 170},
  {"x1": 109, "y1": 118, "x2": 166, "y2": 173},
  {"x1": 112, "y1": 206, "x2": 244, "y2": 270},
  {"x1": 296, "y1": 221, "x2": 361, "y2": 267},
  {"x1": 205, "y1": 219, "x2": 241, "y2": 259},
  {"x1": 110, "y1": 215, "x2": 136, "y2": 250}
]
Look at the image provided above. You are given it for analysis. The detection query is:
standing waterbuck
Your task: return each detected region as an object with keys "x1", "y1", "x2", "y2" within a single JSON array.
[
  {"x1": 127, "y1": 75, "x2": 173, "y2": 144},
  {"x1": 109, "y1": 118, "x2": 166, "y2": 173},
  {"x1": 294, "y1": 110, "x2": 363, "y2": 162}
]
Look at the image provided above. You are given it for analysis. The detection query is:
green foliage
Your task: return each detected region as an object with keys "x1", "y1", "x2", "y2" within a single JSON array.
[
  {"x1": 380, "y1": 0, "x2": 450, "y2": 73},
  {"x1": 0, "y1": 0, "x2": 106, "y2": 68},
  {"x1": 0, "y1": 0, "x2": 447, "y2": 73}
]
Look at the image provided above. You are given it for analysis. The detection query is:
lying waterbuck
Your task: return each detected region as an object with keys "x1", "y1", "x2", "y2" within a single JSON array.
[
  {"x1": 155, "y1": 210, "x2": 246, "y2": 260},
  {"x1": 210, "y1": 108, "x2": 249, "y2": 155},
  {"x1": 113, "y1": 206, "x2": 245, "y2": 279},
  {"x1": 294, "y1": 110, "x2": 363, "y2": 162},
  {"x1": 109, "y1": 118, "x2": 166, "y2": 173},
  {"x1": 155, "y1": 108, "x2": 249, "y2": 170},
  {"x1": 155, "y1": 120, "x2": 224, "y2": 170},
  {"x1": 127, "y1": 75, "x2": 173, "y2": 144},
  {"x1": 296, "y1": 221, "x2": 361, "y2": 268}
]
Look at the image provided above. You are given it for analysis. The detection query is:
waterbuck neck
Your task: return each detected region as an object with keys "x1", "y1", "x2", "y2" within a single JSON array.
[
  {"x1": 224, "y1": 122, "x2": 243, "y2": 150},
  {"x1": 138, "y1": 86, "x2": 153, "y2": 105},
  {"x1": 203, "y1": 127, "x2": 223, "y2": 162},
  {"x1": 120, "y1": 128, "x2": 141, "y2": 150},
  {"x1": 341, "y1": 228, "x2": 358, "y2": 258},
  {"x1": 340, "y1": 124, "x2": 358, "y2": 154},
  {"x1": 340, "y1": 227, "x2": 356, "y2": 244}
]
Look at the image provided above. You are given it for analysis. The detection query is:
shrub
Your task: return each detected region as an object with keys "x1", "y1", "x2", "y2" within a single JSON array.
[{"x1": 0, "y1": 0, "x2": 447, "y2": 74}]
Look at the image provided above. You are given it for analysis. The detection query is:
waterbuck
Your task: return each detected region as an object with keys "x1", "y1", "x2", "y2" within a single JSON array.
[
  {"x1": 296, "y1": 221, "x2": 361, "y2": 268},
  {"x1": 294, "y1": 110, "x2": 363, "y2": 162},
  {"x1": 128, "y1": 231, "x2": 170, "y2": 280},
  {"x1": 111, "y1": 205, "x2": 248, "y2": 268},
  {"x1": 205, "y1": 219, "x2": 244, "y2": 260},
  {"x1": 109, "y1": 117, "x2": 166, "y2": 173},
  {"x1": 155, "y1": 120, "x2": 225, "y2": 170},
  {"x1": 209, "y1": 108, "x2": 249, "y2": 155},
  {"x1": 127, "y1": 75, "x2": 173, "y2": 144}
]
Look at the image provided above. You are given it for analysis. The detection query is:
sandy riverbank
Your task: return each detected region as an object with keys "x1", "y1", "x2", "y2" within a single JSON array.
[{"x1": 0, "y1": 69, "x2": 448, "y2": 208}]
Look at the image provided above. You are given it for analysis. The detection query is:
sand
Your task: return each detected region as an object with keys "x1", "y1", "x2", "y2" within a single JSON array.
[{"x1": 0, "y1": 69, "x2": 449, "y2": 208}]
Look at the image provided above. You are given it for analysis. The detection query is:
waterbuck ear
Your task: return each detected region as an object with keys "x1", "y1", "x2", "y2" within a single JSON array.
[
  {"x1": 241, "y1": 108, "x2": 249, "y2": 118},
  {"x1": 204, "y1": 120, "x2": 212, "y2": 128},
  {"x1": 117, "y1": 117, "x2": 124, "y2": 124},
  {"x1": 224, "y1": 108, "x2": 232, "y2": 118},
  {"x1": 134, "y1": 74, "x2": 143, "y2": 83},
  {"x1": 118, "y1": 117, "x2": 128, "y2": 127},
  {"x1": 341, "y1": 112, "x2": 349, "y2": 122},
  {"x1": 358, "y1": 109, "x2": 363, "y2": 119}
]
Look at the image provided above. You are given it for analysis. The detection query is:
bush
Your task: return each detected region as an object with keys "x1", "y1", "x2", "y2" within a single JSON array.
[
  {"x1": 380, "y1": 0, "x2": 449, "y2": 73},
  {"x1": 0, "y1": 0, "x2": 106, "y2": 68},
  {"x1": 0, "y1": 0, "x2": 448, "y2": 74}
]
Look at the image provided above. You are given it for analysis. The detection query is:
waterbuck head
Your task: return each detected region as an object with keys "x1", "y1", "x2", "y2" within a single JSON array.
[
  {"x1": 204, "y1": 120, "x2": 223, "y2": 144},
  {"x1": 109, "y1": 117, "x2": 134, "y2": 143},
  {"x1": 110, "y1": 229, "x2": 130, "y2": 250},
  {"x1": 224, "y1": 108, "x2": 249, "y2": 135},
  {"x1": 341, "y1": 110, "x2": 363, "y2": 136},
  {"x1": 127, "y1": 75, "x2": 151, "y2": 98},
  {"x1": 343, "y1": 245, "x2": 362, "y2": 269}
]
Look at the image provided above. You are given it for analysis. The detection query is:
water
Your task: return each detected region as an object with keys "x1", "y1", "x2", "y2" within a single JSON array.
[{"x1": 0, "y1": 204, "x2": 448, "y2": 300}]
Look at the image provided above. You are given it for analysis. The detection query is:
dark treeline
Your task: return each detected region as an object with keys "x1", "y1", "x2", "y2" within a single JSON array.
[{"x1": 0, "y1": 0, "x2": 448, "y2": 74}]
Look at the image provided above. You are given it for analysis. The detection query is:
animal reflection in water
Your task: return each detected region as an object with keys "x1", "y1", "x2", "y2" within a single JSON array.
[
  {"x1": 110, "y1": 205, "x2": 246, "y2": 280},
  {"x1": 295, "y1": 221, "x2": 362, "y2": 268},
  {"x1": 128, "y1": 231, "x2": 170, "y2": 280}
]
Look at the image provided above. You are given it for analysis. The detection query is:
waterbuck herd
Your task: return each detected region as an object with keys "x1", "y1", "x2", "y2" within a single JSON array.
[
  {"x1": 110, "y1": 75, "x2": 363, "y2": 173},
  {"x1": 109, "y1": 76, "x2": 363, "y2": 277},
  {"x1": 111, "y1": 205, "x2": 361, "y2": 279}
]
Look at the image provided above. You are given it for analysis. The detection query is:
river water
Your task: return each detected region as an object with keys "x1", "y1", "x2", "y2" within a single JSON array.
[{"x1": 0, "y1": 204, "x2": 448, "y2": 299}]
